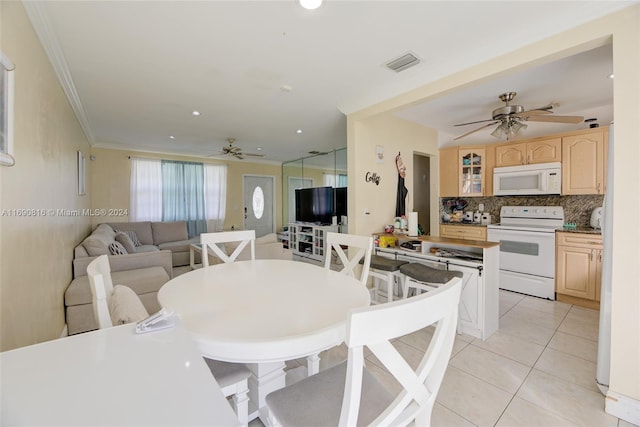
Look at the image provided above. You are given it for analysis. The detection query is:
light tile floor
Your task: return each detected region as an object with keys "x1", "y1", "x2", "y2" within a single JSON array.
[{"x1": 247, "y1": 289, "x2": 637, "y2": 427}]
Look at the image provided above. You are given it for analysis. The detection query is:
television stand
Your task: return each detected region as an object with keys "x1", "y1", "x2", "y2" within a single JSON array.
[{"x1": 289, "y1": 223, "x2": 339, "y2": 263}]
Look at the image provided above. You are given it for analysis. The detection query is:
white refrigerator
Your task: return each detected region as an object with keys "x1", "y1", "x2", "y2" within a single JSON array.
[{"x1": 596, "y1": 124, "x2": 614, "y2": 394}]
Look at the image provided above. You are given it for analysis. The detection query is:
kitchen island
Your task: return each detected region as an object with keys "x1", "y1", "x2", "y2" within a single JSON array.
[{"x1": 374, "y1": 234, "x2": 500, "y2": 340}]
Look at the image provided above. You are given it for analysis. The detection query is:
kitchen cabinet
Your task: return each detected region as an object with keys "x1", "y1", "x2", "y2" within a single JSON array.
[
  {"x1": 440, "y1": 224, "x2": 487, "y2": 241},
  {"x1": 495, "y1": 137, "x2": 561, "y2": 167},
  {"x1": 439, "y1": 147, "x2": 459, "y2": 197},
  {"x1": 562, "y1": 129, "x2": 608, "y2": 195},
  {"x1": 438, "y1": 146, "x2": 492, "y2": 197},
  {"x1": 375, "y1": 236, "x2": 500, "y2": 340},
  {"x1": 556, "y1": 232, "x2": 603, "y2": 305}
]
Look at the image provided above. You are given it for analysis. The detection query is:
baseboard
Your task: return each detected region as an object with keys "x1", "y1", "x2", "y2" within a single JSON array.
[
  {"x1": 59, "y1": 324, "x2": 68, "y2": 338},
  {"x1": 606, "y1": 390, "x2": 640, "y2": 425}
]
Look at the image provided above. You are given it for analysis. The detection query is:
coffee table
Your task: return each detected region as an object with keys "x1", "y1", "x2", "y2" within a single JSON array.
[{"x1": 158, "y1": 259, "x2": 370, "y2": 422}]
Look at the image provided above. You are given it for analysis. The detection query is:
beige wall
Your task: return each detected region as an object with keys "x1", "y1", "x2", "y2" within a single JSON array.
[
  {"x1": 0, "y1": 1, "x2": 92, "y2": 350},
  {"x1": 90, "y1": 147, "x2": 283, "y2": 231},
  {"x1": 348, "y1": 5, "x2": 640, "y2": 406},
  {"x1": 347, "y1": 114, "x2": 438, "y2": 237}
]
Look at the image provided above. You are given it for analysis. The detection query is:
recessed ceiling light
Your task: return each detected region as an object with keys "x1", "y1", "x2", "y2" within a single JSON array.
[
  {"x1": 169, "y1": 135, "x2": 175, "y2": 140},
  {"x1": 257, "y1": 147, "x2": 263, "y2": 151},
  {"x1": 192, "y1": 110, "x2": 201, "y2": 116},
  {"x1": 608, "y1": 73, "x2": 614, "y2": 79},
  {"x1": 296, "y1": 129, "x2": 303, "y2": 134},
  {"x1": 299, "y1": 0, "x2": 322, "y2": 10}
]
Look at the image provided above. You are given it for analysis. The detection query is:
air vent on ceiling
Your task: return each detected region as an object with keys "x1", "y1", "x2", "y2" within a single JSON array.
[{"x1": 386, "y1": 52, "x2": 420, "y2": 72}]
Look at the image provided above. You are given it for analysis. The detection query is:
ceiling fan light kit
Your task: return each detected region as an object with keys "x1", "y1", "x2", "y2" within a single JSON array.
[{"x1": 453, "y1": 92, "x2": 584, "y2": 142}]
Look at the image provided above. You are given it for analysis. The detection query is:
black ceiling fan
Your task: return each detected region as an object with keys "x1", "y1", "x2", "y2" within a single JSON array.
[{"x1": 453, "y1": 92, "x2": 584, "y2": 141}]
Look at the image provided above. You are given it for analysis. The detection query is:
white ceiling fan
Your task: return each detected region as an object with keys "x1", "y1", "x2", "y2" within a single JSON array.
[
  {"x1": 453, "y1": 92, "x2": 584, "y2": 141},
  {"x1": 208, "y1": 138, "x2": 265, "y2": 160}
]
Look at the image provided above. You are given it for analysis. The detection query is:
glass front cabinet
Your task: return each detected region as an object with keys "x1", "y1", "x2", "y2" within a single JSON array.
[{"x1": 459, "y1": 148, "x2": 485, "y2": 197}]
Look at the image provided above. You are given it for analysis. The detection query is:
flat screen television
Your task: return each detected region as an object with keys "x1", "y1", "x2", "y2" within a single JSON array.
[{"x1": 295, "y1": 186, "x2": 334, "y2": 225}]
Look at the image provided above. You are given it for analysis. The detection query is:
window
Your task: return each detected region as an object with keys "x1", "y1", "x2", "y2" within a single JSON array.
[{"x1": 130, "y1": 158, "x2": 227, "y2": 236}]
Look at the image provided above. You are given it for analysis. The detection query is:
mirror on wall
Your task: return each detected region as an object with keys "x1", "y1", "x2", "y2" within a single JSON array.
[{"x1": 282, "y1": 148, "x2": 347, "y2": 227}]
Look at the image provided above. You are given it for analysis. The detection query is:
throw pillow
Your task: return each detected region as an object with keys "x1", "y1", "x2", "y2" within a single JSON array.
[
  {"x1": 108, "y1": 241, "x2": 128, "y2": 255},
  {"x1": 115, "y1": 232, "x2": 136, "y2": 253},
  {"x1": 115, "y1": 229, "x2": 142, "y2": 247},
  {"x1": 108, "y1": 285, "x2": 149, "y2": 325}
]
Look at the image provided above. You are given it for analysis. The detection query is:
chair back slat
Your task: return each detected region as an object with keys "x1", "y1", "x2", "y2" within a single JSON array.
[
  {"x1": 201, "y1": 230, "x2": 256, "y2": 265},
  {"x1": 324, "y1": 232, "x2": 373, "y2": 284}
]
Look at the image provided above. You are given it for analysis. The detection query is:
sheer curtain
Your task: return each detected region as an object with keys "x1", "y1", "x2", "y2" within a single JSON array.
[
  {"x1": 204, "y1": 164, "x2": 227, "y2": 231},
  {"x1": 161, "y1": 161, "x2": 207, "y2": 238},
  {"x1": 130, "y1": 158, "x2": 162, "y2": 221},
  {"x1": 130, "y1": 159, "x2": 226, "y2": 235}
]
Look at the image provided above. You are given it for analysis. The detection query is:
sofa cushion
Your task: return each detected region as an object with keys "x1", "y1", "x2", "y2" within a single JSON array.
[
  {"x1": 151, "y1": 221, "x2": 188, "y2": 245},
  {"x1": 82, "y1": 224, "x2": 117, "y2": 256},
  {"x1": 65, "y1": 266, "x2": 169, "y2": 306},
  {"x1": 108, "y1": 241, "x2": 128, "y2": 255},
  {"x1": 115, "y1": 232, "x2": 137, "y2": 253},
  {"x1": 83, "y1": 237, "x2": 110, "y2": 257},
  {"x1": 158, "y1": 236, "x2": 200, "y2": 253},
  {"x1": 109, "y1": 222, "x2": 154, "y2": 245},
  {"x1": 134, "y1": 245, "x2": 161, "y2": 254},
  {"x1": 109, "y1": 285, "x2": 149, "y2": 325}
]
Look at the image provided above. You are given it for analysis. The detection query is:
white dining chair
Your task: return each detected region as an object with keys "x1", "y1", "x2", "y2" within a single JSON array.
[
  {"x1": 324, "y1": 232, "x2": 373, "y2": 284},
  {"x1": 266, "y1": 276, "x2": 462, "y2": 427},
  {"x1": 87, "y1": 255, "x2": 251, "y2": 426},
  {"x1": 201, "y1": 230, "x2": 256, "y2": 266}
]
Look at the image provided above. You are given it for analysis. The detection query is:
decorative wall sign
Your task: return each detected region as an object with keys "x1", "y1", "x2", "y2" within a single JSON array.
[{"x1": 365, "y1": 171, "x2": 381, "y2": 185}]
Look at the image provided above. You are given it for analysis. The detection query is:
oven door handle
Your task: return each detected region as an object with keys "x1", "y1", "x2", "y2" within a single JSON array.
[{"x1": 488, "y1": 229, "x2": 555, "y2": 239}]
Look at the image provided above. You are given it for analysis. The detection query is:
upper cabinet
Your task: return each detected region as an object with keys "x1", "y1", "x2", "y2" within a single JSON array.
[
  {"x1": 495, "y1": 138, "x2": 561, "y2": 167},
  {"x1": 439, "y1": 146, "x2": 493, "y2": 198},
  {"x1": 439, "y1": 127, "x2": 608, "y2": 198},
  {"x1": 562, "y1": 129, "x2": 608, "y2": 195},
  {"x1": 459, "y1": 148, "x2": 486, "y2": 197}
]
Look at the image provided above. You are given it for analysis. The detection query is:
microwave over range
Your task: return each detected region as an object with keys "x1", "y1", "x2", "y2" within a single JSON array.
[{"x1": 493, "y1": 162, "x2": 561, "y2": 196}]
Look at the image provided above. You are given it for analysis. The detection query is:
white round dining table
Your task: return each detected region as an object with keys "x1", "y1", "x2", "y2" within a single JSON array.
[{"x1": 157, "y1": 259, "x2": 371, "y2": 421}]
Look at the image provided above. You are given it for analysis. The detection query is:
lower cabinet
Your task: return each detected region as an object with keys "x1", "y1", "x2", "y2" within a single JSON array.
[
  {"x1": 556, "y1": 232, "x2": 603, "y2": 306},
  {"x1": 439, "y1": 224, "x2": 487, "y2": 241}
]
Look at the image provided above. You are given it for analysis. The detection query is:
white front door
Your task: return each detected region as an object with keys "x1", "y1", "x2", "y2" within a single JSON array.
[{"x1": 243, "y1": 175, "x2": 275, "y2": 237}]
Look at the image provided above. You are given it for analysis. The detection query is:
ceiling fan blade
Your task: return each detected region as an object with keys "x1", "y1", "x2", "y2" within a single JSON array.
[
  {"x1": 453, "y1": 121, "x2": 498, "y2": 141},
  {"x1": 515, "y1": 109, "x2": 552, "y2": 118},
  {"x1": 242, "y1": 153, "x2": 265, "y2": 157},
  {"x1": 526, "y1": 115, "x2": 584, "y2": 124},
  {"x1": 454, "y1": 118, "x2": 499, "y2": 127}
]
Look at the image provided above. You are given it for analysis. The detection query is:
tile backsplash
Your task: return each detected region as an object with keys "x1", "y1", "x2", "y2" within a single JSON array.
[{"x1": 440, "y1": 195, "x2": 604, "y2": 227}]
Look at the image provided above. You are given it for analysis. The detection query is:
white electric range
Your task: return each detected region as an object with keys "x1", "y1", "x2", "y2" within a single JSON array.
[{"x1": 487, "y1": 206, "x2": 564, "y2": 299}]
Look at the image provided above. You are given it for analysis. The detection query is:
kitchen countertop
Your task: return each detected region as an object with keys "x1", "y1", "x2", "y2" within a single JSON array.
[
  {"x1": 374, "y1": 232, "x2": 499, "y2": 249},
  {"x1": 440, "y1": 222, "x2": 487, "y2": 227},
  {"x1": 557, "y1": 227, "x2": 602, "y2": 235}
]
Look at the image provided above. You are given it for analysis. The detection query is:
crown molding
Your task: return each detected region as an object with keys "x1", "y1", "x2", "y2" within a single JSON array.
[{"x1": 22, "y1": 1, "x2": 95, "y2": 144}]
